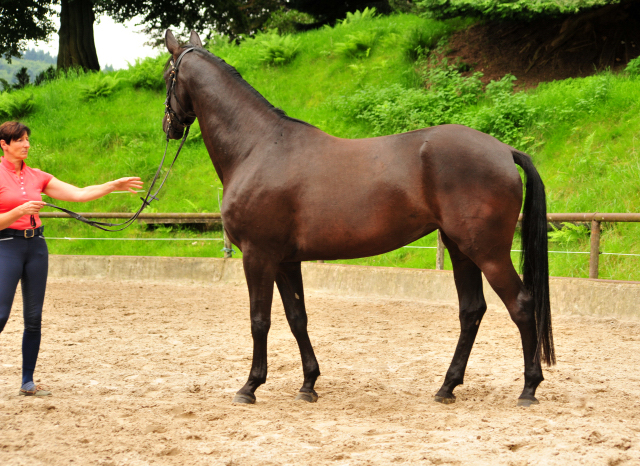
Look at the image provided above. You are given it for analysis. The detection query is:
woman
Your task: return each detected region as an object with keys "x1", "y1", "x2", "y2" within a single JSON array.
[{"x1": 0, "y1": 121, "x2": 143, "y2": 396}]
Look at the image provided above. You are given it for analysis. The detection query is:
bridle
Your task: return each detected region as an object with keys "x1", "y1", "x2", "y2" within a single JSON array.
[
  {"x1": 43, "y1": 47, "x2": 198, "y2": 232},
  {"x1": 165, "y1": 47, "x2": 197, "y2": 133}
]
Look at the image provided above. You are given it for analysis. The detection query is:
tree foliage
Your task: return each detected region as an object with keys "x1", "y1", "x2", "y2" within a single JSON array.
[
  {"x1": 418, "y1": 0, "x2": 625, "y2": 22},
  {"x1": 97, "y1": 0, "x2": 282, "y2": 40},
  {"x1": 0, "y1": 1, "x2": 57, "y2": 61}
]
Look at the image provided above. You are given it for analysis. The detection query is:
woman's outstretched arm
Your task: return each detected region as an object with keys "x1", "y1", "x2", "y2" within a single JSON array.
[{"x1": 43, "y1": 177, "x2": 143, "y2": 202}]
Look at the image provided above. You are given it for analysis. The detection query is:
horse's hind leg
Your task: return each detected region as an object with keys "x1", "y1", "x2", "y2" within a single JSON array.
[
  {"x1": 275, "y1": 262, "x2": 321, "y2": 402},
  {"x1": 434, "y1": 233, "x2": 487, "y2": 404},
  {"x1": 233, "y1": 251, "x2": 278, "y2": 404},
  {"x1": 479, "y1": 256, "x2": 544, "y2": 406}
]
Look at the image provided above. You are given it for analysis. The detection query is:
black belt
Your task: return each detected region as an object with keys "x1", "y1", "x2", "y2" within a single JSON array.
[{"x1": 0, "y1": 226, "x2": 44, "y2": 238}]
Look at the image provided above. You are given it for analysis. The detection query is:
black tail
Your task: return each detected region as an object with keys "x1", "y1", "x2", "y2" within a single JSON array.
[{"x1": 512, "y1": 149, "x2": 555, "y2": 366}]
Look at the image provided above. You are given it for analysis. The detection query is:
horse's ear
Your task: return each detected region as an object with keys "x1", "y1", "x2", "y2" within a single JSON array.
[
  {"x1": 189, "y1": 31, "x2": 203, "y2": 48},
  {"x1": 165, "y1": 30, "x2": 179, "y2": 55}
]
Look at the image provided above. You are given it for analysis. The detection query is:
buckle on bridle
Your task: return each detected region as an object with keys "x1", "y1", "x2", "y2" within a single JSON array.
[{"x1": 24, "y1": 229, "x2": 35, "y2": 238}]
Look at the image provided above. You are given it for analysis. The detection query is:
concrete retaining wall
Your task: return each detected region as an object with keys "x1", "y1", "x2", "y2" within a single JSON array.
[{"x1": 49, "y1": 255, "x2": 640, "y2": 321}]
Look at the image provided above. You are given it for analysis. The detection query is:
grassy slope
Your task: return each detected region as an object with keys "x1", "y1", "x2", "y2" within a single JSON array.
[{"x1": 6, "y1": 12, "x2": 640, "y2": 279}]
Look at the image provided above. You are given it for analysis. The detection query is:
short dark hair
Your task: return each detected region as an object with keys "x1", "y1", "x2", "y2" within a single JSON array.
[{"x1": 0, "y1": 121, "x2": 31, "y2": 145}]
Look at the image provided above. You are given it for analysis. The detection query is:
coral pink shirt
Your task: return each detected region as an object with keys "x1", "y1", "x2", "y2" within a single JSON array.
[{"x1": 0, "y1": 157, "x2": 53, "y2": 229}]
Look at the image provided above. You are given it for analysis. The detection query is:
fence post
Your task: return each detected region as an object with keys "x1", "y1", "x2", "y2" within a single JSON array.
[
  {"x1": 221, "y1": 219, "x2": 234, "y2": 259},
  {"x1": 589, "y1": 220, "x2": 601, "y2": 279},
  {"x1": 436, "y1": 230, "x2": 445, "y2": 271}
]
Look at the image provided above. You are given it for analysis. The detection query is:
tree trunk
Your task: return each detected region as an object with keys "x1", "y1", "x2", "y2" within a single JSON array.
[{"x1": 57, "y1": 0, "x2": 100, "y2": 71}]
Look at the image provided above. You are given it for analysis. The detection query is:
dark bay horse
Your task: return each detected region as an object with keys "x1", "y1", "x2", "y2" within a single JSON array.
[{"x1": 163, "y1": 30, "x2": 555, "y2": 407}]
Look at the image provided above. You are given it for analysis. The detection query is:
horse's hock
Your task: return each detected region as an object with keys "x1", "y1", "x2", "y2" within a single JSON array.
[{"x1": 49, "y1": 255, "x2": 640, "y2": 321}]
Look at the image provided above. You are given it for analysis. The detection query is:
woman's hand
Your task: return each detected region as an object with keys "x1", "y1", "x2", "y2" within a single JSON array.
[
  {"x1": 19, "y1": 201, "x2": 46, "y2": 216},
  {"x1": 111, "y1": 177, "x2": 144, "y2": 194}
]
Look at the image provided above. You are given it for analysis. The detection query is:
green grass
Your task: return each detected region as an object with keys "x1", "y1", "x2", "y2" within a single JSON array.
[{"x1": 5, "y1": 11, "x2": 640, "y2": 280}]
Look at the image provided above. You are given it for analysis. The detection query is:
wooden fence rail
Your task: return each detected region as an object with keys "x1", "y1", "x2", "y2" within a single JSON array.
[{"x1": 40, "y1": 212, "x2": 640, "y2": 278}]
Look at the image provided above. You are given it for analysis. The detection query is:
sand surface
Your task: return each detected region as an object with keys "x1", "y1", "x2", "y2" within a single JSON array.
[{"x1": 1, "y1": 278, "x2": 639, "y2": 465}]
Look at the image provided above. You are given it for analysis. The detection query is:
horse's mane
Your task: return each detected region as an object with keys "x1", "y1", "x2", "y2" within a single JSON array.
[{"x1": 167, "y1": 46, "x2": 316, "y2": 129}]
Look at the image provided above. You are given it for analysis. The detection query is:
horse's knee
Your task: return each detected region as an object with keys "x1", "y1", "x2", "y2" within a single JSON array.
[
  {"x1": 459, "y1": 302, "x2": 487, "y2": 329},
  {"x1": 250, "y1": 318, "x2": 271, "y2": 338}
]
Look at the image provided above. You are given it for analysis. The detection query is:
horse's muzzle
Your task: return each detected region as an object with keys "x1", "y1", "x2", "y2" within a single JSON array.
[{"x1": 162, "y1": 116, "x2": 184, "y2": 140}]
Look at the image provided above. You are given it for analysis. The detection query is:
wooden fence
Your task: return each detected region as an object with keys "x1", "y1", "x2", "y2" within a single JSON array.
[{"x1": 40, "y1": 212, "x2": 640, "y2": 279}]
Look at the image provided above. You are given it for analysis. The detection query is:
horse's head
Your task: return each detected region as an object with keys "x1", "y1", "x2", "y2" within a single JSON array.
[{"x1": 163, "y1": 30, "x2": 202, "y2": 140}]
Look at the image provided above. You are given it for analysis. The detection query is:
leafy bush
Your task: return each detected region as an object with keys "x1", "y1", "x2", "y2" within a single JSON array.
[
  {"x1": 79, "y1": 74, "x2": 121, "y2": 101},
  {"x1": 261, "y1": 8, "x2": 316, "y2": 34},
  {"x1": 418, "y1": 0, "x2": 610, "y2": 22},
  {"x1": 35, "y1": 66, "x2": 57, "y2": 86},
  {"x1": 0, "y1": 92, "x2": 35, "y2": 119},
  {"x1": 257, "y1": 32, "x2": 300, "y2": 65},
  {"x1": 402, "y1": 23, "x2": 452, "y2": 61},
  {"x1": 127, "y1": 55, "x2": 168, "y2": 91},
  {"x1": 335, "y1": 31, "x2": 378, "y2": 59},
  {"x1": 467, "y1": 74, "x2": 534, "y2": 146},
  {"x1": 626, "y1": 56, "x2": 640, "y2": 76},
  {"x1": 335, "y1": 61, "x2": 485, "y2": 135},
  {"x1": 548, "y1": 222, "x2": 590, "y2": 246}
]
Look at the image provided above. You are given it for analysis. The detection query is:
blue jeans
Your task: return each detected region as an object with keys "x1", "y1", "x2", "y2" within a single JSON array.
[{"x1": 0, "y1": 233, "x2": 48, "y2": 385}]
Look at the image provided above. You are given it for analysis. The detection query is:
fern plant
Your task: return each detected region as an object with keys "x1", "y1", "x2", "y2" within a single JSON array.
[
  {"x1": 402, "y1": 24, "x2": 452, "y2": 61},
  {"x1": 335, "y1": 31, "x2": 378, "y2": 59},
  {"x1": 626, "y1": 56, "x2": 640, "y2": 76},
  {"x1": 0, "y1": 92, "x2": 35, "y2": 119},
  {"x1": 79, "y1": 73, "x2": 121, "y2": 101},
  {"x1": 337, "y1": 7, "x2": 377, "y2": 27},
  {"x1": 128, "y1": 55, "x2": 168, "y2": 91},
  {"x1": 548, "y1": 222, "x2": 590, "y2": 246},
  {"x1": 257, "y1": 32, "x2": 300, "y2": 66}
]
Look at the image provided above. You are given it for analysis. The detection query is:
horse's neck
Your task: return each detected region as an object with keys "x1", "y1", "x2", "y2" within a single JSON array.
[{"x1": 190, "y1": 67, "x2": 283, "y2": 183}]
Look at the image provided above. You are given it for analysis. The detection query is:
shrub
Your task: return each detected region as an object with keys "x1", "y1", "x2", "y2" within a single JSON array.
[
  {"x1": 35, "y1": 66, "x2": 57, "y2": 86},
  {"x1": 257, "y1": 32, "x2": 300, "y2": 66},
  {"x1": 261, "y1": 8, "x2": 316, "y2": 34},
  {"x1": 418, "y1": 0, "x2": 609, "y2": 22},
  {"x1": 335, "y1": 31, "x2": 378, "y2": 59},
  {"x1": 548, "y1": 222, "x2": 590, "y2": 246},
  {"x1": 402, "y1": 24, "x2": 452, "y2": 61},
  {"x1": 0, "y1": 92, "x2": 35, "y2": 119},
  {"x1": 0, "y1": 78, "x2": 10, "y2": 93},
  {"x1": 467, "y1": 74, "x2": 535, "y2": 146},
  {"x1": 79, "y1": 73, "x2": 121, "y2": 101},
  {"x1": 13, "y1": 67, "x2": 30, "y2": 90},
  {"x1": 127, "y1": 55, "x2": 168, "y2": 91},
  {"x1": 626, "y1": 56, "x2": 640, "y2": 76}
]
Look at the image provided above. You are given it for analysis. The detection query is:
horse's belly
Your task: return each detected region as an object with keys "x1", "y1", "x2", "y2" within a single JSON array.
[{"x1": 293, "y1": 207, "x2": 437, "y2": 261}]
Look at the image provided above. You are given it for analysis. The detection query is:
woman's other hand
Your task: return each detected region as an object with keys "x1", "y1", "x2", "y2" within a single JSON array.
[{"x1": 112, "y1": 177, "x2": 144, "y2": 194}]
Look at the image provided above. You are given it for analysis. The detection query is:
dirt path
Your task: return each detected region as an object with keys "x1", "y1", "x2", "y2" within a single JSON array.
[{"x1": 1, "y1": 278, "x2": 639, "y2": 465}]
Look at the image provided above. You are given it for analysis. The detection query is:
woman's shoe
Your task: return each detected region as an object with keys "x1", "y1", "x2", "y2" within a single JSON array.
[{"x1": 18, "y1": 385, "x2": 52, "y2": 397}]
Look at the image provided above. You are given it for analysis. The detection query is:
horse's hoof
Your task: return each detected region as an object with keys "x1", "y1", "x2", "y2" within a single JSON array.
[
  {"x1": 295, "y1": 390, "x2": 318, "y2": 403},
  {"x1": 434, "y1": 395, "x2": 456, "y2": 405},
  {"x1": 232, "y1": 393, "x2": 256, "y2": 404},
  {"x1": 517, "y1": 396, "x2": 539, "y2": 407}
]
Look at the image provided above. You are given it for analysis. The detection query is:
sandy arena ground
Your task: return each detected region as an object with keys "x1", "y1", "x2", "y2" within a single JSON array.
[{"x1": 1, "y1": 277, "x2": 640, "y2": 465}]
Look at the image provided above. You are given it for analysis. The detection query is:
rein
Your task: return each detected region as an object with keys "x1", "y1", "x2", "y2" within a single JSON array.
[{"x1": 43, "y1": 47, "x2": 197, "y2": 232}]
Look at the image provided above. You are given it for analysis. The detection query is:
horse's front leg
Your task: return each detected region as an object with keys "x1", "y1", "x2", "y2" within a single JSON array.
[
  {"x1": 233, "y1": 252, "x2": 278, "y2": 404},
  {"x1": 276, "y1": 262, "x2": 320, "y2": 402}
]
